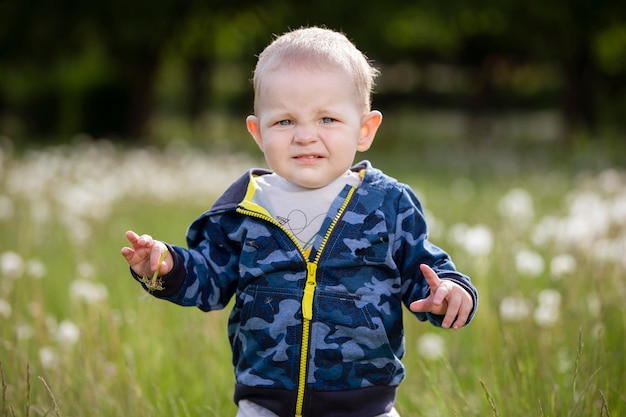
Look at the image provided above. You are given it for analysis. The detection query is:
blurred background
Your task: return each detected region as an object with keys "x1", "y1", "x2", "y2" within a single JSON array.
[
  {"x1": 1, "y1": 2, "x2": 625, "y2": 416},
  {"x1": 1, "y1": 0, "x2": 626, "y2": 163}
]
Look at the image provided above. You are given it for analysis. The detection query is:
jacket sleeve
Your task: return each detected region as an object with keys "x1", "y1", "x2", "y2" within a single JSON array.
[
  {"x1": 132, "y1": 212, "x2": 241, "y2": 312},
  {"x1": 394, "y1": 185, "x2": 478, "y2": 326}
]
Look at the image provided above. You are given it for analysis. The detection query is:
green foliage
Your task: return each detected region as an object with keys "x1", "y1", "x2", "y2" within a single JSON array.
[{"x1": 2, "y1": 1, "x2": 626, "y2": 142}]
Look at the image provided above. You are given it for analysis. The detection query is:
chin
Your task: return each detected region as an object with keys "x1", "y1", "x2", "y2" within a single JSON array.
[{"x1": 295, "y1": 179, "x2": 328, "y2": 189}]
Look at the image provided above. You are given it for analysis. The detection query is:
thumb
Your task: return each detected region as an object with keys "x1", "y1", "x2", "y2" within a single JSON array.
[{"x1": 409, "y1": 298, "x2": 431, "y2": 313}]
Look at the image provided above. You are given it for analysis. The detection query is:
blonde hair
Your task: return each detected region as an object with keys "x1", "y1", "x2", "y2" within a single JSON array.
[{"x1": 252, "y1": 27, "x2": 380, "y2": 112}]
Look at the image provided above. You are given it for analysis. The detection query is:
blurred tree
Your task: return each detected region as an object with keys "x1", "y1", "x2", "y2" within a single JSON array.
[
  {"x1": 2, "y1": 0, "x2": 626, "y2": 143},
  {"x1": 168, "y1": 1, "x2": 268, "y2": 119},
  {"x1": 0, "y1": 0, "x2": 84, "y2": 137},
  {"x1": 82, "y1": 0, "x2": 190, "y2": 139}
]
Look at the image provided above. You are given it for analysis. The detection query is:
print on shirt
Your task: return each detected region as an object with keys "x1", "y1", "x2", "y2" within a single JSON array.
[{"x1": 276, "y1": 209, "x2": 325, "y2": 250}]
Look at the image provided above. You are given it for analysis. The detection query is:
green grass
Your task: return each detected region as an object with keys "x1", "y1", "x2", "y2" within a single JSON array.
[{"x1": 1, "y1": 139, "x2": 624, "y2": 416}]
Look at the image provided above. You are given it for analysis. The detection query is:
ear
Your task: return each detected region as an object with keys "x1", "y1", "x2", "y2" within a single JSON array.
[
  {"x1": 246, "y1": 115, "x2": 264, "y2": 151},
  {"x1": 357, "y1": 110, "x2": 383, "y2": 152}
]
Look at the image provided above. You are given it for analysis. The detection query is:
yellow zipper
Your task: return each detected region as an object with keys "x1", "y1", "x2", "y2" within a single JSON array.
[{"x1": 237, "y1": 185, "x2": 358, "y2": 417}]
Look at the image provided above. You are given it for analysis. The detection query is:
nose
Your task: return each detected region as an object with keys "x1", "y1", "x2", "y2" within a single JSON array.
[{"x1": 294, "y1": 124, "x2": 317, "y2": 144}]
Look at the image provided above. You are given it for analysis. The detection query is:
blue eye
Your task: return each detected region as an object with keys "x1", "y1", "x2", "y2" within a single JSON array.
[
  {"x1": 278, "y1": 120, "x2": 292, "y2": 126},
  {"x1": 321, "y1": 117, "x2": 335, "y2": 123}
]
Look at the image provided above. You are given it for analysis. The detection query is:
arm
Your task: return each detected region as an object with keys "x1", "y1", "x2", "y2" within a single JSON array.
[
  {"x1": 393, "y1": 186, "x2": 478, "y2": 328},
  {"x1": 121, "y1": 214, "x2": 240, "y2": 311}
]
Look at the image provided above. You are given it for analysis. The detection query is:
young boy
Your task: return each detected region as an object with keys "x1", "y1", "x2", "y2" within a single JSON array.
[{"x1": 121, "y1": 27, "x2": 478, "y2": 417}]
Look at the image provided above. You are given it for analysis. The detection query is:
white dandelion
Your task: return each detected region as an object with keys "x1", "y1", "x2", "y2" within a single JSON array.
[
  {"x1": 0, "y1": 299, "x2": 11, "y2": 319},
  {"x1": 550, "y1": 254, "x2": 576, "y2": 278},
  {"x1": 417, "y1": 333, "x2": 446, "y2": 360},
  {"x1": 499, "y1": 296, "x2": 532, "y2": 322},
  {"x1": 39, "y1": 347, "x2": 59, "y2": 370},
  {"x1": 515, "y1": 249, "x2": 545, "y2": 277},
  {"x1": 69, "y1": 279, "x2": 109, "y2": 303},
  {"x1": 498, "y1": 188, "x2": 534, "y2": 225},
  {"x1": 56, "y1": 320, "x2": 80, "y2": 346},
  {"x1": 1, "y1": 251, "x2": 24, "y2": 279}
]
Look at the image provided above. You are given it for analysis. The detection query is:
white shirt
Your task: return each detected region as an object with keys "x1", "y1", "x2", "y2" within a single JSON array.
[{"x1": 253, "y1": 171, "x2": 361, "y2": 250}]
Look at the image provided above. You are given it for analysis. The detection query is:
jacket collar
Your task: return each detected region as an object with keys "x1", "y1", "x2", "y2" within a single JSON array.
[{"x1": 208, "y1": 160, "x2": 379, "y2": 213}]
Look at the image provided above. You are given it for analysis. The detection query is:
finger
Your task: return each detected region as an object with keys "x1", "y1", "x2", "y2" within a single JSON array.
[
  {"x1": 149, "y1": 242, "x2": 167, "y2": 272},
  {"x1": 434, "y1": 279, "x2": 458, "y2": 306},
  {"x1": 451, "y1": 297, "x2": 473, "y2": 330},
  {"x1": 125, "y1": 230, "x2": 140, "y2": 245},
  {"x1": 125, "y1": 231, "x2": 155, "y2": 252},
  {"x1": 137, "y1": 234, "x2": 154, "y2": 246},
  {"x1": 120, "y1": 247, "x2": 135, "y2": 262},
  {"x1": 409, "y1": 298, "x2": 431, "y2": 313},
  {"x1": 441, "y1": 291, "x2": 462, "y2": 329},
  {"x1": 420, "y1": 264, "x2": 442, "y2": 290}
]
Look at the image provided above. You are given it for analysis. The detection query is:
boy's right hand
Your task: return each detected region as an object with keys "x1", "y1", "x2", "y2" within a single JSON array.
[{"x1": 120, "y1": 230, "x2": 173, "y2": 278}]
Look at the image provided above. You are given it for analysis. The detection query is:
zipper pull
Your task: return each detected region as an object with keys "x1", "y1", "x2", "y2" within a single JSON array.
[{"x1": 302, "y1": 263, "x2": 317, "y2": 320}]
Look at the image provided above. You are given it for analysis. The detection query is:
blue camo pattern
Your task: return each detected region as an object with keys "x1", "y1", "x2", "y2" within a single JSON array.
[{"x1": 159, "y1": 161, "x2": 478, "y2": 392}]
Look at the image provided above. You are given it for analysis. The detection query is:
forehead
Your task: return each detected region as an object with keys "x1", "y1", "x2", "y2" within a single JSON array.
[
  {"x1": 258, "y1": 66, "x2": 357, "y2": 100},
  {"x1": 254, "y1": 61, "x2": 362, "y2": 110}
]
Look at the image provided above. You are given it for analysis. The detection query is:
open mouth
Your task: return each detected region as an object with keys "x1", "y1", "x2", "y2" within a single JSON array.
[{"x1": 293, "y1": 154, "x2": 323, "y2": 160}]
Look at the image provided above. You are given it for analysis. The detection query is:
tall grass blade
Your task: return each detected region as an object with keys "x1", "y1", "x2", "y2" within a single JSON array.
[
  {"x1": 37, "y1": 377, "x2": 61, "y2": 417},
  {"x1": 1, "y1": 361, "x2": 6, "y2": 417},
  {"x1": 599, "y1": 390, "x2": 611, "y2": 417},
  {"x1": 25, "y1": 364, "x2": 30, "y2": 417},
  {"x1": 480, "y1": 379, "x2": 500, "y2": 417},
  {"x1": 572, "y1": 327, "x2": 583, "y2": 398}
]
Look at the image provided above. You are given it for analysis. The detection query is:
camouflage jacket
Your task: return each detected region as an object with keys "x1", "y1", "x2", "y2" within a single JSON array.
[{"x1": 140, "y1": 160, "x2": 478, "y2": 417}]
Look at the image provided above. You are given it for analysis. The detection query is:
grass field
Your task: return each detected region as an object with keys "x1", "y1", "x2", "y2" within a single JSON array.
[{"x1": 0, "y1": 137, "x2": 624, "y2": 416}]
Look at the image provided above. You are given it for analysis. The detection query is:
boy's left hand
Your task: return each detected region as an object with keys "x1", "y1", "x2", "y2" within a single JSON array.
[{"x1": 410, "y1": 264, "x2": 473, "y2": 330}]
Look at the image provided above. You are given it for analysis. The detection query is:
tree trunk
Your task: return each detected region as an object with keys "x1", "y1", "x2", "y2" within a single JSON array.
[
  {"x1": 561, "y1": 49, "x2": 596, "y2": 136},
  {"x1": 186, "y1": 57, "x2": 212, "y2": 121},
  {"x1": 124, "y1": 54, "x2": 159, "y2": 140}
]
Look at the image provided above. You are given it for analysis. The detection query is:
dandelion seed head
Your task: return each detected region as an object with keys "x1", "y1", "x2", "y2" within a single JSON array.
[
  {"x1": 69, "y1": 279, "x2": 108, "y2": 302},
  {"x1": 550, "y1": 254, "x2": 576, "y2": 278},
  {"x1": 45, "y1": 316, "x2": 58, "y2": 334},
  {"x1": 417, "y1": 333, "x2": 446, "y2": 360},
  {"x1": 26, "y1": 259, "x2": 46, "y2": 279},
  {"x1": 515, "y1": 249, "x2": 545, "y2": 277},
  {"x1": 15, "y1": 323, "x2": 34, "y2": 340},
  {"x1": 1, "y1": 251, "x2": 24, "y2": 279},
  {"x1": 597, "y1": 168, "x2": 623, "y2": 193},
  {"x1": 449, "y1": 223, "x2": 493, "y2": 256},
  {"x1": 0, "y1": 299, "x2": 11, "y2": 318},
  {"x1": 77, "y1": 261, "x2": 96, "y2": 279},
  {"x1": 586, "y1": 294, "x2": 601, "y2": 317},
  {"x1": 537, "y1": 289, "x2": 561, "y2": 309},
  {"x1": 610, "y1": 194, "x2": 626, "y2": 226},
  {"x1": 39, "y1": 347, "x2": 59, "y2": 370},
  {"x1": 592, "y1": 238, "x2": 626, "y2": 265},
  {"x1": 56, "y1": 320, "x2": 80, "y2": 346},
  {"x1": 534, "y1": 304, "x2": 559, "y2": 327},
  {"x1": 0, "y1": 194, "x2": 14, "y2": 220},
  {"x1": 591, "y1": 323, "x2": 604, "y2": 340},
  {"x1": 557, "y1": 348, "x2": 572, "y2": 373},
  {"x1": 531, "y1": 216, "x2": 560, "y2": 247},
  {"x1": 498, "y1": 188, "x2": 534, "y2": 224},
  {"x1": 499, "y1": 296, "x2": 532, "y2": 321}
]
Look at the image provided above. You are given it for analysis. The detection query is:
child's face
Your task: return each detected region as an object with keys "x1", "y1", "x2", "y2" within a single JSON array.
[{"x1": 246, "y1": 66, "x2": 382, "y2": 189}]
